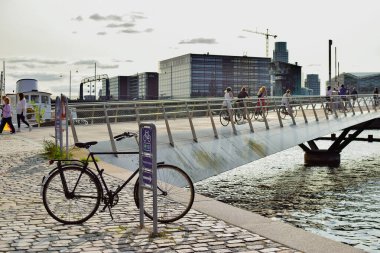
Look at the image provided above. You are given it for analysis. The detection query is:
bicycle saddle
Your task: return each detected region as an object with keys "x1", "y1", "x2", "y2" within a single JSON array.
[{"x1": 75, "y1": 141, "x2": 98, "y2": 149}]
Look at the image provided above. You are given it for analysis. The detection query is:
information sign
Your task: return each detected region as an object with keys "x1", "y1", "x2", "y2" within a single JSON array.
[{"x1": 139, "y1": 123, "x2": 157, "y2": 235}]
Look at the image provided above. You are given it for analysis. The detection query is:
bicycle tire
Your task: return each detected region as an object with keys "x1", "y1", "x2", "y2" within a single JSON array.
[
  {"x1": 292, "y1": 107, "x2": 298, "y2": 117},
  {"x1": 280, "y1": 107, "x2": 287, "y2": 119},
  {"x1": 234, "y1": 108, "x2": 243, "y2": 123},
  {"x1": 219, "y1": 110, "x2": 230, "y2": 126},
  {"x1": 42, "y1": 166, "x2": 102, "y2": 224},
  {"x1": 133, "y1": 164, "x2": 195, "y2": 223},
  {"x1": 253, "y1": 109, "x2": 261, "y2": 120},
  {"x1": 246, "y1": 102, "x2": 254, "y2": 120}
]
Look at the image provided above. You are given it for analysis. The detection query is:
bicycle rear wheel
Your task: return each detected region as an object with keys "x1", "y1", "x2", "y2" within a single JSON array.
[
  {"x1": 234, "y1": 108, "x2": 243, "y2": 123},
  {"x1": 219, "y1": 110, "x2": 230, "y2": 126},
  {"x1": 42, "y1": 166, "x2": 102, "y2": 224},
  {"x1": 133, "y1": 164, "x2": 194, "y2": 223}
]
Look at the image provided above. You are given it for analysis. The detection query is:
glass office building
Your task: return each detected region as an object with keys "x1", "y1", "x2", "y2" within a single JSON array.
[
  {"x1": 330, "y1": 72, "x2": 380, "y2": 94},
  {"x1": 273, "y1": 42, "x2": 289, "y2": 63},
  {"x1": 305, "y1": 74, "x2": 320, "y2": 95},
  {"x1": 102, "y1": 73, "x2": 158, "y2": 100},
  {"x1": 159, "y1": 53, "x2": 271, "y2": 99},
  {"x1": 270, "y1": 61, "x2": 302, "y2": 96}
]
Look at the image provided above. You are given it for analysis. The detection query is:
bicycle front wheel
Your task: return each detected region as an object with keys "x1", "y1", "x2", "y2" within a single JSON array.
[
  {"x1": 219, "y1": 110, "x2": 230, "y2": 126},
  {"x1": 42, "y1": 166, "x2": 102, "y2": 224},
  {"x1": 134, "y1": 164, "x2": 195, "y2": 223}
]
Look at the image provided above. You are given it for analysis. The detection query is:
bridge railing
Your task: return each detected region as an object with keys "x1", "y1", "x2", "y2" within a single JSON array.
[{"x1": 67, "y1": 94, "x2": 379, "y2": 148}]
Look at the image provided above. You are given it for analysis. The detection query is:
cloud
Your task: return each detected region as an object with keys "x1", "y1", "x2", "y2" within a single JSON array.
[
  {"x1": 106, "y1": 22, "x2": 135, "y2": 28},
  {"x1": 130, "y1": 12, "x2": 147, "y2": 20},
  {"x1": 8, "y1": 72, "x2": 62, "y2": 82},
  {"x1": 97, "y1": 32, "x2": 107, "y2": 36},
  {"x1": 96, "y1": 63, "x2": 119, "y2": 69},
  {"x1": 89, "y1": 14, "x2": 122, "y2": 21},
  {"x1": 72, "y1": 16, "x2": 83, "y2": 21},
  {"x1": 73, "y1": 60, "x2": 97, "y2": 65},
  {"x1": 119, "y1": 29, "x2": 140, "y2": 34},
  {"x1": 179, "y1": 38, "x2": 217, "y2": 44},
  {"x1": 112, "y1": 59, "x2": 134, "y2": 63},
  {"x1": 6, "y1": 57, "x2": 66, "y2": 65}
]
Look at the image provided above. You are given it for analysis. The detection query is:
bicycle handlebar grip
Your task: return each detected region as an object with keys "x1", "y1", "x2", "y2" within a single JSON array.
[{"x1": 114, "y1": 132, "x2": 126, "y2": 139}]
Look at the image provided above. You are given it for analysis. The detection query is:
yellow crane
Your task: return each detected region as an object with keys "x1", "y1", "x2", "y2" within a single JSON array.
[{"x1": 243, "y1": 28, "x2": 277, "y2": 57}]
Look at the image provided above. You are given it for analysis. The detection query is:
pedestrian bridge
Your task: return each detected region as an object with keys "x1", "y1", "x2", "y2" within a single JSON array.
[{"x1": 68, "y1": 95, "x2": 380, "y2": 183}]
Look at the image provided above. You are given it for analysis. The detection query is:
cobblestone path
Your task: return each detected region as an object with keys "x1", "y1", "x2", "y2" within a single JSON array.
[{"x1": 0, "y1": 135, "x2": 302, "y2": 253}]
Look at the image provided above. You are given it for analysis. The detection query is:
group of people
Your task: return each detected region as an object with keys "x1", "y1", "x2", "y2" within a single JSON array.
[
  {"x1": 222, "y1": 85, "x2": 294, "y2": 119},
  {"x1": 0, "y1": 93, "x2": 32, "y2": 134},
  {"x1": 326, "y1": 84, "x2": 379, "y2": 111}
]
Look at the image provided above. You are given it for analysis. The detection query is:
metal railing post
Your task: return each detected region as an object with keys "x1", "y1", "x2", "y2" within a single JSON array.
[
  {"x1": 332, "y1": 95, "x2": 339, "y2": 118},
  {"x1": 243, "y1": 99, "x2": 254, "y2": 133},
  {"x1": 320, "y1": 97, "x2": 329, "y2": 120},
  {"x1": 91, "y1": 105, "x2": 95, "y2": 124},
  {"x1": 228, "y1": 107, "x2": 237, "y2": 135},
  {"x1": 104, "y1": 105, "x2": 118, "y2": 156},
  {"x1": 299, "y1": 98, "x2": 308, "y2": 123},
  {"x1": 115, "y1": 104, "x2": 119, "y2": 123},
  {"x1": 363, "y1": 97, "x2": 370, "y2": 113},
  {"x1": 273, "y1": 97, "x2": 283, "y2": 127},
  {"x1": 69, "y1": 108, "x2": 79, "y2": 143},
  {"x1": 356, "y1": 97, "x2": 363, "y2": 114},
  {"x1": 309, "y1": 97, "x2": 318, "y2": 122},
  {"x1": 135, "y1": 103, "x2": 141, "y2": 126},
  {"x1": 161, "y1": 103, "x2": 174, "y2": 147},
  {"x1": 260, "y1": 98, "x2": 269, "y2": 130},
  {"x1": 207, "y1": 100, "x2": 218, "y2": 139},
  {"x1": 186, "y1": 102, "x2": 197, "y2": 142}
]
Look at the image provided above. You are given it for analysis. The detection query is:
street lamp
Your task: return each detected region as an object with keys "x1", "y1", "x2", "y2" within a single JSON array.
[{"x1": 60, "y1": 69, "x2": 78, "y2": 100}]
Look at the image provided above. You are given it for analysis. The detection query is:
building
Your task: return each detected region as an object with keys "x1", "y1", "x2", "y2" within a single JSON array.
[
  {"x1": 273, "y1": 42, "x2": 289, "y2": 63},
  {"x1": 270, "y1": 61, "x2": 302, "y2": 96},
  {"x1": 330, "y1": 72, "x2": 380, "y2": 94},
  {"x1": 305, "y1": 74, "x2": 320, "y2": 95},
  {"x1": 102, "y1": 73, "x2": 158, "y2": 100},
  {"x1": 159, "y1": 53, "x2": 271, "y2": 99}
]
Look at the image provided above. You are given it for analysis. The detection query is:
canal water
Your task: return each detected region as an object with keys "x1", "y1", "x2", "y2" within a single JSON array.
[{"x1": 195, "y1": 131, "x2": 380, "y2": 253}]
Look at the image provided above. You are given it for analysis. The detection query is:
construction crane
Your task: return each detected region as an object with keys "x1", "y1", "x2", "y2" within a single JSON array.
[{"x1": 243, "y1": 28, "x2": 277, "y2": 57}]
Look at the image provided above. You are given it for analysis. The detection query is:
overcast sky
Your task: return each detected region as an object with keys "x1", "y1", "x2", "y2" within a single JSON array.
[{"x1": 1, "y1": 0, "x2": 379, "y2": 97}]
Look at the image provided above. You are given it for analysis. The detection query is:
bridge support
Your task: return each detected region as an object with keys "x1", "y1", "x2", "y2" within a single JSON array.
[
  {"x1": 304, "y1": 150, "x2": 340, "y2": 167},
  {"x1": 299, "y1": 119, "x2": 375, "y2": 167}
]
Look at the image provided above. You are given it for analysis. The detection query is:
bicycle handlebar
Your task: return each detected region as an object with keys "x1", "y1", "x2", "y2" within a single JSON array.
[{"x1": 114, "y1": 132, "x2": 138, "y2": 141}]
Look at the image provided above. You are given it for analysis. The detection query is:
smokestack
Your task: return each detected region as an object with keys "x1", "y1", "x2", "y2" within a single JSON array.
[{"x1": 329, "y1": 40, "x2": 332, "y2": 87}]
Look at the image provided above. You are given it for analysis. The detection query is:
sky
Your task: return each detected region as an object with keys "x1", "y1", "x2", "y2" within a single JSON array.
[{"x1": 1, "y1": 0, "x2": 380, "y2": 97}]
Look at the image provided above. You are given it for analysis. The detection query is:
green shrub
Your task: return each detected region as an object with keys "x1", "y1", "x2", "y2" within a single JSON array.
[{"x1": 42, "y1": 139, "x2": 72, "y2": 160}]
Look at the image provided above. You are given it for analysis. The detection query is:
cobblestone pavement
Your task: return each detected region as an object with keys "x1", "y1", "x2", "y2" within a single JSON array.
[{"x1": 0, "y1": 135, "x2": 302, "y2": 253}]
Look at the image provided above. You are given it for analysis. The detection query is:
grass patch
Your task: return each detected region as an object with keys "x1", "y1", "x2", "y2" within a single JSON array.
[{"x1": 42, "y1": 138, "x2": 73, "y2": 160}]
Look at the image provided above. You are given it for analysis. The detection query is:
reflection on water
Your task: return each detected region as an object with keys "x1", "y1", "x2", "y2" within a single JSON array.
[{"x1": 195, "y1": 134, "x2": 380, "y2": 253}]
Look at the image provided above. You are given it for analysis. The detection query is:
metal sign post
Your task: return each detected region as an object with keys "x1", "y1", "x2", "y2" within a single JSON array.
[
  {"x1": 54, "y1": 96, "x2": 62, "y2": 150},
  {"x1": 139, "y1": 123, "x2": 158, "y2": 235},
  {"x1": 61, "y1": 94, "x2": 69, "y2": 159}
]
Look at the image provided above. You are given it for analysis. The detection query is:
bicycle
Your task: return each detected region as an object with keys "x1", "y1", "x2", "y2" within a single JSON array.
[
  {"x1": 280, "y1": 104, "x2": 298, "y2": 119},
  {"x1": 219, "y1": 105, "x2": 244, "y2": 126},
  {"x1": 41, "y1": 132, "x2": 195, "y2": 225},
  {"x1": 250, "y1": 99, "x2": 269, "y2": 120}
]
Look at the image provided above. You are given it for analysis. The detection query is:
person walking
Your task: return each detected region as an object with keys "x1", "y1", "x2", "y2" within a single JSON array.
[
  {"x1": 16, "y1": 93, "x2": 32, "y2": 132},
  {"x1": 0, "y1": 96, "x2": 16, "y2": 134}
]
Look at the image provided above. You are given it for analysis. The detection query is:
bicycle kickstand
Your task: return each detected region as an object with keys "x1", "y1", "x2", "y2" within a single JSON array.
[{"x1": 100, "y1": 203, "x2": 114, "y2": 220}]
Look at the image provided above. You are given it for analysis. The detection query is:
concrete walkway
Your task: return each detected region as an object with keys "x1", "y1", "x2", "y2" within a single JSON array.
[{"x1": 0, "y1": 129, "x2": 364, "y2": 253}]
